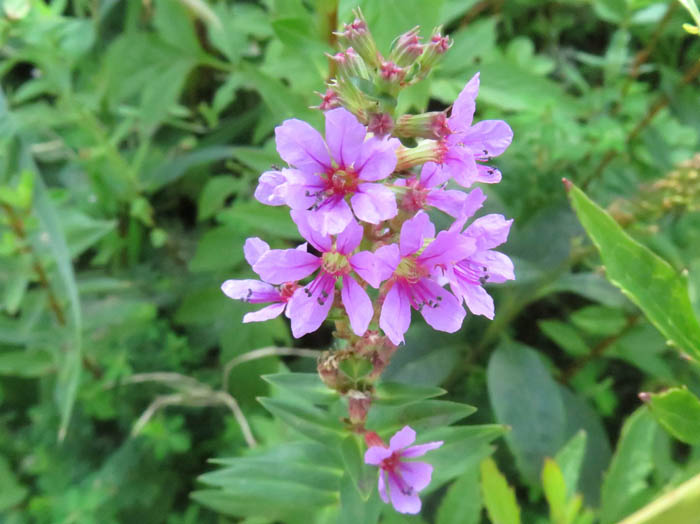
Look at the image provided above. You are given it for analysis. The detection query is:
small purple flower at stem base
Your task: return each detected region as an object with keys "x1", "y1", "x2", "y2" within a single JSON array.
[{"x1": 364, "y1": 426, "x2": 443, "y2": 514}]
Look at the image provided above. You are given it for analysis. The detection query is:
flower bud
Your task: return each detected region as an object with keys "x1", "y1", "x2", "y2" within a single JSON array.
[
  {"x1": 348, "y1": 390, "x2": 372, "y2": 426},
  {"x1": 390, "y1": 26, "x2": 424, "y2": 67},
  {"x1": 335, "y1": 10, "x2": 382, "y2": 68},
  {"x1": 329, "y1": 77, "x2": 378, "y2": 122},
  {"x1": 367, "y1": 112, "x2": 394, "y2": 137},
  {"x1": 314, "y1": 88, "x2": 340, "y2": 111},
  {"x1": 329, "y1": 47, "x2": 370, "y2": 80},
  {"x1": 379, "y1": 60, "x2": 406, "y2": 84},
  {"x1": 395, "y1": 139, "x2": 447, "y2": 171},
  {"x1": 418, "y1": 29, "x2": 451, "y2": 77},
  {"x1": 396, "y1": 112, "x2": 450, "y2": 139}
]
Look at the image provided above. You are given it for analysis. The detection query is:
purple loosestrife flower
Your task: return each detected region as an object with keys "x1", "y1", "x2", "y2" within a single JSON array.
[
  {"x1": 257, "y1": 108, "x2": 400, "y2": 235},
  {"x1": 374, "y1": 211, "x2": 475, "y2": 345},
  {"x1": 364, "y1": 426, "x2": 443, "y2": 514},
  {"x1": 426, "y1": 73, "x2": 513, "y2": 188},
  {"x1": 442, "y1": 188, "x2": 515, "y2": 318},
  {"x1": 221, "y1": 238, "x2": 300, "y2": 322},
  {"x1": 253, "y1": 212, "x2": 381, "y2": 338},
  {"x1": 395, "y1": 162, "x2": 474, "y2": 218}
]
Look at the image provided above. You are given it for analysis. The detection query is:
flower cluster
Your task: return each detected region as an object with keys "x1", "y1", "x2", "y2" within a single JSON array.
[{"x1": 221, "y1": 12, "x2": 514, "y2": 515}]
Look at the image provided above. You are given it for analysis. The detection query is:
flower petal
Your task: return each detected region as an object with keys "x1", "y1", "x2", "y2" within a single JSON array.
[
  {"x1": 324, "y1": 108, "x2": 366, "y2": 168},
  {"x1": 461, "y1": 283, "x2": 495, "y2": 319},
  {"x1": 465, "y1": 214, "x2": 513, "y2": 250},
  {"x1": 417, "y1": 231, "x2": 476, "y2": 269},
  {"x1": 401, "y1": 441, "x2": 444, "y2": 459},
  {"x1": 462, "y1": 119, "x2": 513, "y2": 157},
  {"x1": 221, "y1": 279, "x2": 276, "y2": 301},
  {"x1": 351, "y1": 183, "x2": 398, "y2": 224},
  {"x1": 449, "y1": 72, "x2": 479, "y2": 133},
  {"x1": 341, "y1": 276, "x2": 373, "y2": 336},
  {"x1": 254, "y1": 170, "x2": 288, "y2": 206},
  {"x1": 380, "y1": 283, "x2": 411, "y2": 345},
  {"x1": 374, "y1": 244, "x2": 401, "y2": 276},
  {"x1": 426, "y1": 188, "x2": 467, "y2": 218},
  {"x1": 471, "y1": 250, "x2": 515, "y2": 283},
  {"x1": 351, "y1": 250, "x2": 386, "y2": 288},
  {"x1": 420, "y1": 162, "x2": 450, "y2": 188},
  {"x1": 387, "y1": 473, "x2": 422, "y2": 514},
  {"x1": 475, "y1": 163, "x2": 502, "y2": 184},
  {"x1": 307, "y1": 196, "x2": 354, "y2": 236},
  {"x1": 243, "y1": 302, "x2": 287, "y2": 323},
  {"x1": 364, "y1": 445, "x2": 392, "y2": 465},
  {"x1": 399, "y1": 211, "x2": 435, "y2": 257},
  {"x1": 244, "y1": 237, "x2": 270, "y2": 267},
  {"x1": 253, "y1": 249, "x2": 320, "y2": 284},
  {"x1": 445, "y1": 146, "x2": 479, "y2": 188},
  {"x1": 418, "y1": 278, "x2": 466, "y2": 333},
  {"x1": 336, "y1": 219, "x2": 363, "y2": 254},
  {"x1": 286, "y1": 277, "x2": 335, "y2": 337},
  {"x1": 275, "y1": 118, "x2": 331, "y2": 174},
  {"x1": 356, "y1": 136, "x2": 399, "y2": 181},
  {"x1": 389, "y1": 426, "x2": 416, "y2": 450},
  {"x1": 448, "y1": 187, "x2": 487, "y2": 233},
  {"x1": 398, "y1": 461, "x2": 434, "y2": 492},
  {"x1": 378, "y1": 471, "x2": 389, "y2": 504},
  {"x1": 290, "y1": 210, "x2": 332, "y2": 252}
]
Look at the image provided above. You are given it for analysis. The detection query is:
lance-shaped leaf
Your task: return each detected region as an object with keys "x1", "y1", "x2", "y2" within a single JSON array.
[
  {"x1": 567, "y1": 182, "x2": 700, "y2": 360},
  {"x1": 644, "y1": 387, "x2": 700, "y2": 445}
]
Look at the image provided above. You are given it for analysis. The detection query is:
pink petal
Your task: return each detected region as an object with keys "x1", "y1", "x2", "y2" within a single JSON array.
[
  {"x1": 465, "y1": 214, "x2": 513, "y2": 250},
  {"x1": 341, "y1": 276, "x2": 373, "y2": 336},
  {"x1": 336, "y1": 219, "x2": 363, "y2": 255},
  {"x1": 364, "y1": 445, "x2": 392, "y2": 465},
  {"x1": 387, "y1": 473, "x2": 422, "y2": 514},
  {"x1": 389, "y1": 426, "x2": 416, "y2": 450},
  {"x1": 244, "y1": 237, "x2": 270, "y2": 267},
  {"x1": 356, "y1": 136, "x2": 399, "y2": 182},
  {"x1": 448, "y1": 188, "x2": 487, "y2": 233},
  {"x1": 398, "y1": 461, "x2": 434, "y2": 492},
  {"x1": 426, "y1": 188, "x2": 467, "y2": 218},
  {"x1": 374, "y1": 244, "x2": 401, "y2": 276},
  {"x1": 418, "y1": 278, "x2": 466, "y2": 333},
  {"x1": 243, "y1": 302, "x2": 286, "y2": 323},
  {"x1": 324, "y1": 108, "x2": 366, "y2": 168},
  {"x1": 420, "y1": 162, "x2": 450, "y2": 189},
  {"x1": 275, "y1": 118, "x2": 331, "y2": 174},
  {"x1": 351, "y1": 183, "x2": 398, "y2": 224},
  {"x1": 350, "y1": 250, "x2": 392, "y2": 288},
  {"x1": 254, "y1": 170, "x2": 287, "y2": 206},
  {"x1": 449, "y1": 72, "x2": 479, "y2": 133},
  {"x1": 445, "y1": 146, "x2": 479, "y2": 188},
  {"x1": 307, "y1": 196, "x2": 354, "y2": 236},
  {"x1": 380, "y1": 283, "x2": 411, "y2": 345},
  {"x1": 475, "y1": 164, "x2": 502, "y2": 184},
  {"x1": 401, "y1": 441, "x2": 444, "y2": 459},
  {"x1": 283, "y1": 169, "x2": 324, "y2": 210},
  {"x1": 461, "y1": 283, "x2": 495, "y2": 319},
  {"x1": 221, "y1": 279, "x2": 276, "y2": 301},
  {"x1": 399, "y1": 211, "x2": 435, "y2": 257},
  {"x1": 417, "y1": 231, "x2": 476, "y2": 269},
  {"x1": 290, "y1": 210, "x2": 332, "y2": 253},
  {"x1": 286, "y1": 278, "x2": 335, "y2": 338},
  {"x1": 253, "y1": 249, "x2": 320, "y2": 284},
  {"x1": 462, "y1": 119, "x2": 513, "y2": 157},
  {"x1": 471, "y1": 250, "x2": 515, "y2": 283},
  {"x1": 378, "y1": 471, "x2": 389, "y2": 504}
]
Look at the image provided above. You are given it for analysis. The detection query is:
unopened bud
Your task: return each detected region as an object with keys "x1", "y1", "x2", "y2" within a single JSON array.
[
  {"x1": 368, "y1": 112, "x2": 394, "y2": 137},
  {"x1": 396, "y1": 112, "x2": 450, "y2": 139},
  {"x1": 329, "y1": 77, "x2": 377, "y2": 122},
  {"x1": 395, "y1": 139, "x2": 446, "y2": 171},
  {"x1": 364, "y1": 431, "x2": 384, "y2": 448},
  {"x1": 315, "y1": 88, "x2": 340, "y2": 111},
  {"x1": 379, "y1": 60, "x2": 406, "y2": 84},
  {"x1": 348, "y1": 390, "x2": 372, "y2": 425},
  {"x1": 419, "y1": 29, "x2": 451, "y2": 76},
  {"x1": 390, "y1": 26, "x2": 424, "y2": 67},
  {"x1": 329, "y1": 47, "x2": 370, "y2": 80},
  {"x1": 336, "y1": 10, "x2": 382, "y2": 68}
]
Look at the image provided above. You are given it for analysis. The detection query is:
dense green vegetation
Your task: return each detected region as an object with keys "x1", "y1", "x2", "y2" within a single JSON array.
[{"x1": 1, "y1": 0, "x2": 700, "y2": 522}]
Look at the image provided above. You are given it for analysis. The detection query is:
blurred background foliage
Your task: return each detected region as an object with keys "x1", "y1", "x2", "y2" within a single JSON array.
[{"x1": 1, "y1": 0, "x2": 700, "y2": 522}]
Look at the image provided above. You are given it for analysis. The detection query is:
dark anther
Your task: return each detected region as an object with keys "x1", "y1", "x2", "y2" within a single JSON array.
[
  {"x1": 436, "y1": 295, "x2": 443, "y2": 301},
  {"x1": 245, "y1": 288, "x2": 253, "y2": 302},
  {"x1": 321, "y1": 290, "x2": 329, "y2": 299},
  {"x1": 304, "y1": 288, "x2": 312, "y2": 296},
  {"x1": 317, "y1": 297, "x2": 325, "y2": 305}
]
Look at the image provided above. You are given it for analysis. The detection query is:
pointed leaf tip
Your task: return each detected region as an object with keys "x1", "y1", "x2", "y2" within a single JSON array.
[
  {"x1": 638, "y1": 392, "x2": 651, "y2": 403},
  {"x1": 562, "y1": 178, "x2": 572, "y2": 192}
]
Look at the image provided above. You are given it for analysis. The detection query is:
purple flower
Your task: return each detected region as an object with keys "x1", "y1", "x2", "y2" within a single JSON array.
[
  {"x1": 442, "y1": 189, "x2": 515, "y2": 318},
  {"x1": 364, "y1": 426, "x2": 443, "y2": 514},
  {"x1": 263, "y1": 107, "x2": 400, "y2": 235},
  {"x1": 253, "y1": 212, "x2": 382, "y2": 338},
  {"x1": 221, "y1": 238, "x2": 300, "y2": 323},
  {"x1": 395, "y1": 162, "x2": 475, "y2": 218},
  {"x1": 426, "y1": 73, "x2": 513, "y2": 188},
  {"x1": 374, "y1": 211, "x2": 475, "y2": 345}
]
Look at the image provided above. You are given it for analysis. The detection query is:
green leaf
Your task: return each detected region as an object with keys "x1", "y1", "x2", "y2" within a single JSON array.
[
  {"x1": 567, "y1": 183, "x2": 700, "y2": 360},
  {"x1": 338, "y1": 472, "x2": 382, "y2": 524},
  {"x1": 258, "y1": 396, "x2": 345, "y2": 445},
  {"x1": 555, "y1": 430, "x2": 588, "y2": 499},
  {"x1": 340, "y1": 434, "x2": 376, "y2": 499},
  {"x1": 645, "y1": 387, "x2": 700, "y2": 445},
  {"x1": 197, "y1": 176, "x2": 240, "y2": 221},
  {"x1": 0, "y1": 455, "x2": 28, "y2": 511},
  {"x1": 487, "y1": 341, "x2": 567, "y2": 484},
  {"x1": 262, "y1": 373, "x2": 340, "y2": 405},
  {"x1": 543, "y1": 458, "x2": 568, "y2": 523},
  {"x1": 0, "y1": 349, "x2": 53, "y2": 377},
  {"x1": 436, "y1": 463, "x2": 481, "y2": 524},
  {"x1": 189, "y1": 225, "x2": 246, "y2": 272},
  {"x1": 373, "y1": 381, "x2": 446, "y2": 405},
  {"x1": 366, "y1": 400, "x2": 475, "y2": 434},
  {"x1": 142, "y1": 146, "x2": 236, "y2": 191},
  {"x1": 539, "y1": 320, "x2": 590, "y2": 357},
  {"x1": 570, "y1": 305, "x2": 628, "y2": 336},
  {"x1": 614, "y1": 472, "x2": 700, "y2": 524},
  {"x1": 480, "y1": 457, "x2": 521, "y2": 524},
  {"x1": 600, "y1": 408, "x2": 659, "y2": 523},
  {"x1": 217, "y1": 201, "x2": 301, "y2": 239}
]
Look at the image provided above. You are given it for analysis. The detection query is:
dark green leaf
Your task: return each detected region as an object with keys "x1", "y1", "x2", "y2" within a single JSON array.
[{"x1": 646, "y1": 387, "x2": 700, "y2": 445}]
